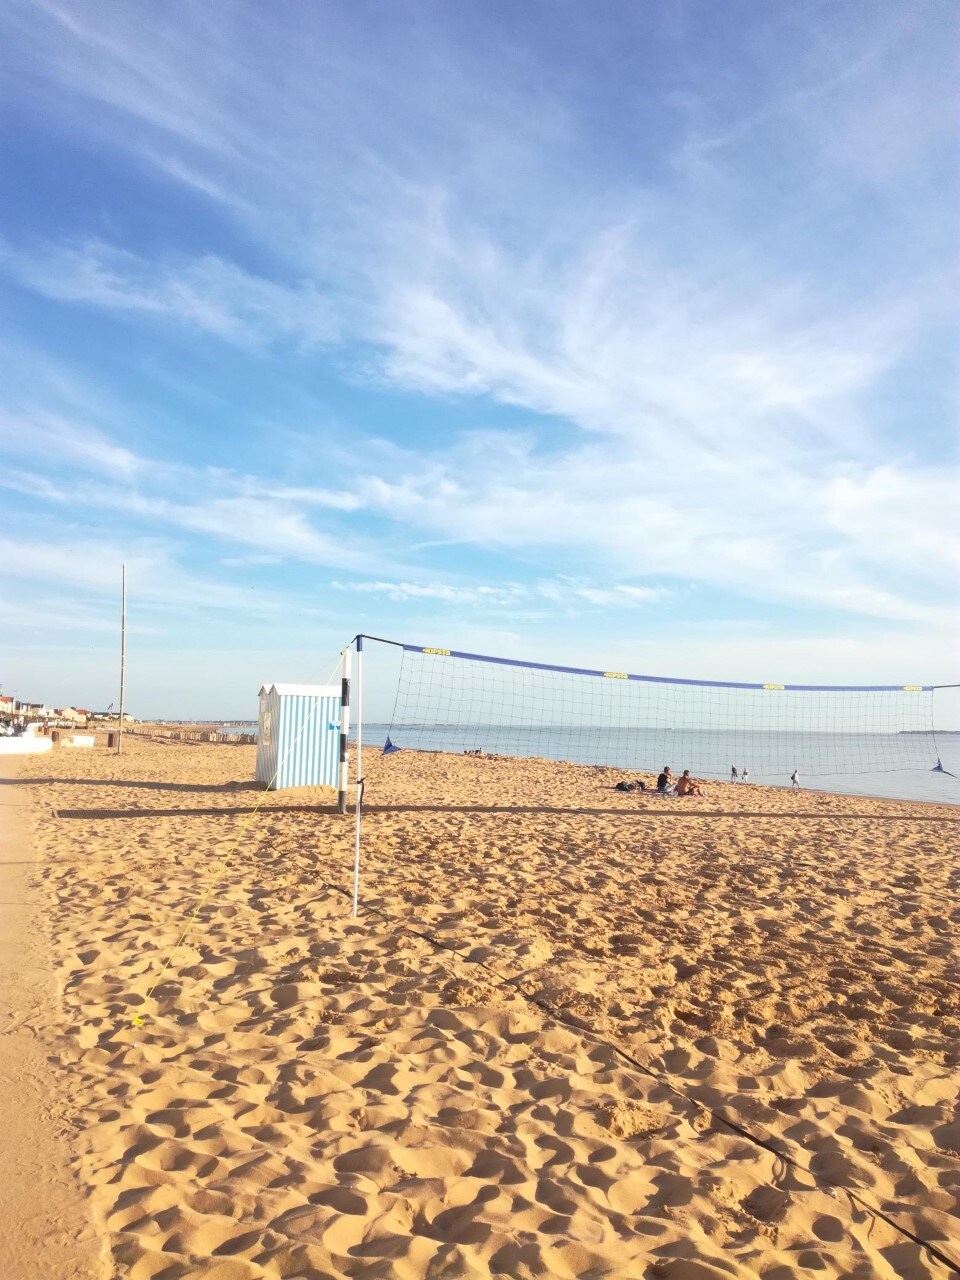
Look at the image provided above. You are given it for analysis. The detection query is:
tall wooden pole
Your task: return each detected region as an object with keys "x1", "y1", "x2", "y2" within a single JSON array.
[{"x1": 117, "y1": 563, "x2": 126, "y2": 754}]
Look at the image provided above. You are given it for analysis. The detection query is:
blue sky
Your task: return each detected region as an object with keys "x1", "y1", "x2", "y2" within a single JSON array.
[{"x1": 0, "y1": 0, "x2": 957, "y2": 721}]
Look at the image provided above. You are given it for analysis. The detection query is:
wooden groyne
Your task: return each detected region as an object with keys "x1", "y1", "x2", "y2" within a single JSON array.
[{"x1": 127, "y1": 727, "x2": 257, "y2": 745}]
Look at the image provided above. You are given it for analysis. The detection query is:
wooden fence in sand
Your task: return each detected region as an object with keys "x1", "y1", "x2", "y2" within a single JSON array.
[{"x1": 126, "y1": 727, "x2": 257, "y2": 746}]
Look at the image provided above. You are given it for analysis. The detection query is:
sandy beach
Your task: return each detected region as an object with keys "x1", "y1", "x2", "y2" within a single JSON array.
[
  {"x1": 0, "y1": 757, "x2": 101, "y2": 1279},
  {"x1": 6, "y1": 737, "x2": 959, "y2": 1279}
]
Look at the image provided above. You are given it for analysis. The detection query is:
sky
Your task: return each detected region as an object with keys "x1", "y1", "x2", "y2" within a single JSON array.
[{"x1": 0, "y1": 0, "x2": 957, "y2": 723}]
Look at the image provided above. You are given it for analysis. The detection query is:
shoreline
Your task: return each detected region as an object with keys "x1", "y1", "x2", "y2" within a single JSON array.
[{"x1": 120, "y1": 722, "x2": 960, "y2": 807}]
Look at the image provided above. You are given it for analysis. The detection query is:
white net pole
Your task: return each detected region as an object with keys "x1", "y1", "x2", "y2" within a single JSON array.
[{"x1": 336, "y1": 646, "x2": 352, "y2": 813}]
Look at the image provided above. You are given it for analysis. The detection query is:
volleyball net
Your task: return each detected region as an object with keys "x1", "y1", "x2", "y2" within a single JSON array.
[{"x1": 363, "y1": 637, "x2": 951, "y2": 779}]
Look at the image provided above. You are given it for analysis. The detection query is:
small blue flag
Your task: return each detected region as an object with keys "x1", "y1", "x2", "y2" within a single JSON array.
[{"x1": 382, "y1": 736, "x2": 400, "y2": 756}]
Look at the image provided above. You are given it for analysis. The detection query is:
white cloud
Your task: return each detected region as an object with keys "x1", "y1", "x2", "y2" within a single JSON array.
[
  {"x1": 330, "y1": 578, "x2": 671, "y2": 611},
  {"x1": 3, "y1": 384, "x2": 955, "y2": 630},
  {"x1": 0, "y1": 535, "x2": 277, "y2": 612},
  {"x1": 823, "y1": 467, "x2": 960, "y2": 578},
  {"x1": 0, "y1": 469, "x2": 69, "y2": 501},
  {"x1": 115, "y1": 491, "x2": 397, "y2": 573},
  {"x1": 220, "y1": 553, "x2": 281, "y2": 567},
  {"x1": 575, "y1": 586, "x2": 664, "y2": 606},
  {"x1": 255, "y1": 484, "x2": 364, "y2": 512},
  {"x1": 0, "y1": 410, "x2": 387, "y2": 574},
  {"x1": 2, "y1": 240, "x2": 338, "y2": 349},
  {"x1": 374, "y1": 222, "x2": 912, "y2": 452},
  {"x1": 0, "y1": 410, "x2": 141, "y2": 478},
  {"x1": 331, "y1": 579, "x2": 523, "y2": 606},
  {"x1": 348, "y1": 433, "x2": 960, "y2": 628}
]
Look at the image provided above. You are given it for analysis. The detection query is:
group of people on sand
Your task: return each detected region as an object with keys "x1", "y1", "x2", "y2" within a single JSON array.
[
  {"x1": 656, "y1": 766, "x2": 705, "y2": 797},
  {"x1": 618, "y1": 764, "x2": 801, "y2": 795},
  {"x1": 731, "y1": 765, "x2": 801, "y2": 788}
]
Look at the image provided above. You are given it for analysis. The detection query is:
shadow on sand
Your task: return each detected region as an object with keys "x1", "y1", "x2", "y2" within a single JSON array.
[
  {"x1": 50, "y1": 803, "x2": 957, "y2": 822},
  {"x1": 0, "y1": 777, "x2": 263, "y2": 794}
]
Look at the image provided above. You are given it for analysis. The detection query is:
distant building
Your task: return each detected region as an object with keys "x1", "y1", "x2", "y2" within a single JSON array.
[{"x1": 20, "y1": 702, "x2": 54, "y2": 719}]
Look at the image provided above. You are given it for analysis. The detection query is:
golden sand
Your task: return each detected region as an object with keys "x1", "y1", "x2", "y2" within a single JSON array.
[{"x1": 11, "y1": 739, "x2": 960, "y2": 1278}]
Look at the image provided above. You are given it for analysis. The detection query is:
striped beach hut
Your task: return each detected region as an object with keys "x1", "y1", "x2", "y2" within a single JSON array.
[{"x1": 255, "y1": 683, "x2": 341, "y2": 790}]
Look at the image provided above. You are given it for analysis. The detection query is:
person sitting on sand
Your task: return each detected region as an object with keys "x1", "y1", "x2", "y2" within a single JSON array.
[
  {"x1": 656, "y1": 766, "x2": 674, "y2": 794},
  {"x1": 675, "y1": 769, "x2": 704, "y2": 797}
]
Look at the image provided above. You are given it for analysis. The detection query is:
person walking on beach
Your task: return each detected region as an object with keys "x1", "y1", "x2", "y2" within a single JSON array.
[
  {"x1": 790, "y1": 769, "x2": 800, "y2": 788},
  {"x1": 730, "y1": 765, "x2": 738, "y2": 781},
  {"x1": 741, "y1": 767, "x2": 749, "y2": 784}
]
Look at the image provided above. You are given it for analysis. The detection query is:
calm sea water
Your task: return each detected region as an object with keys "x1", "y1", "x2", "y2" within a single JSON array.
[{"x1": 214, "y1": 721, "x2": 960, "y2": 806}]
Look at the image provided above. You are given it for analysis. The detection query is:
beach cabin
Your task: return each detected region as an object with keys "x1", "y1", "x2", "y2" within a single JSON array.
[{"x1": 255, "y1": 683, "x2": 341, "y2": 790}]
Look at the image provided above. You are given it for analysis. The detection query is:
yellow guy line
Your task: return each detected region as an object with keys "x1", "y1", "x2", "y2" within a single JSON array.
[{"x1": 132, "y1": 654, "x2": 345, "y2": 1028}]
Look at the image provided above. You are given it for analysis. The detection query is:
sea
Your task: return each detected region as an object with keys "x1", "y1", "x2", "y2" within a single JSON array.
[{"x1": 211, "y1": 722, "x2": 960, "y2": 806}]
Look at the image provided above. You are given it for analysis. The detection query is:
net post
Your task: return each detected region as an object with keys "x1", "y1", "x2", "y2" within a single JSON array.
[
  {"x1": 117, "y1": 562, "x2": 126, "y2": 754},
  {"x1": 337, "y1": 646, "x2": 351, "y2": 814},
  {"x1": 352, "y1": 635, "x2": 363, "y2": 917}
]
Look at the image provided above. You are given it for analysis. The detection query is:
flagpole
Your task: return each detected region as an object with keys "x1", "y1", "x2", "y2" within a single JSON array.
[{"x1": 117, "y1": 563, "x2": 126, "y2": 754}]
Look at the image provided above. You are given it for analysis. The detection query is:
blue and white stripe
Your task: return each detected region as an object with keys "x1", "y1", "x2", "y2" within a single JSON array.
[{"x1": 256, "y1": 684, "x2": 341, "y2": 790}]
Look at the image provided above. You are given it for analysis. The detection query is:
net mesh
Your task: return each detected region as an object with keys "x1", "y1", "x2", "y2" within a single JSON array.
[{"x1": 383, "y1": 645, "x2": 939, "y2": 780}]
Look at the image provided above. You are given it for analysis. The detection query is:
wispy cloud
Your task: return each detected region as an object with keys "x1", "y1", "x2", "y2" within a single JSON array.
[
  {"x1": 575, "y1": 586, "x2": 664, "y2": 606},
  {"x1": 0, "y1": 535, "x2": 279, "y2": 612},
  {"x1": 331, "y1": 579, "x2": 527, "y2": 607},
  {"x1": 2, "y1": 380, "x2": 955, "y2": 629},
  {"x1": 0, "y1": 410, "x2": 141, "y2": 478},
  {"x1": 330, "y1": 578, "x2": 667, "y2": 610},
  {"x1": 1, "y1": 239, "x2": 338, "y2": 349},
  {"x1": 374, "y1": 220, "x2": 919, "y2": 454},
  {"x1": 220, "y1": 553, "x2": 281, "y2": 568},
  {"x1": 254, "y1": 484, "x2": 364, "y2": 512},
  {"x1": 0, "y1": 408, "x2": 385, "y2": 573},
  {"x1": 346, "y1": 432, "x2": 959, "y2": 627},
  {"x1": 143, "y1": 495, "x2": 361, "y2": 567}
]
